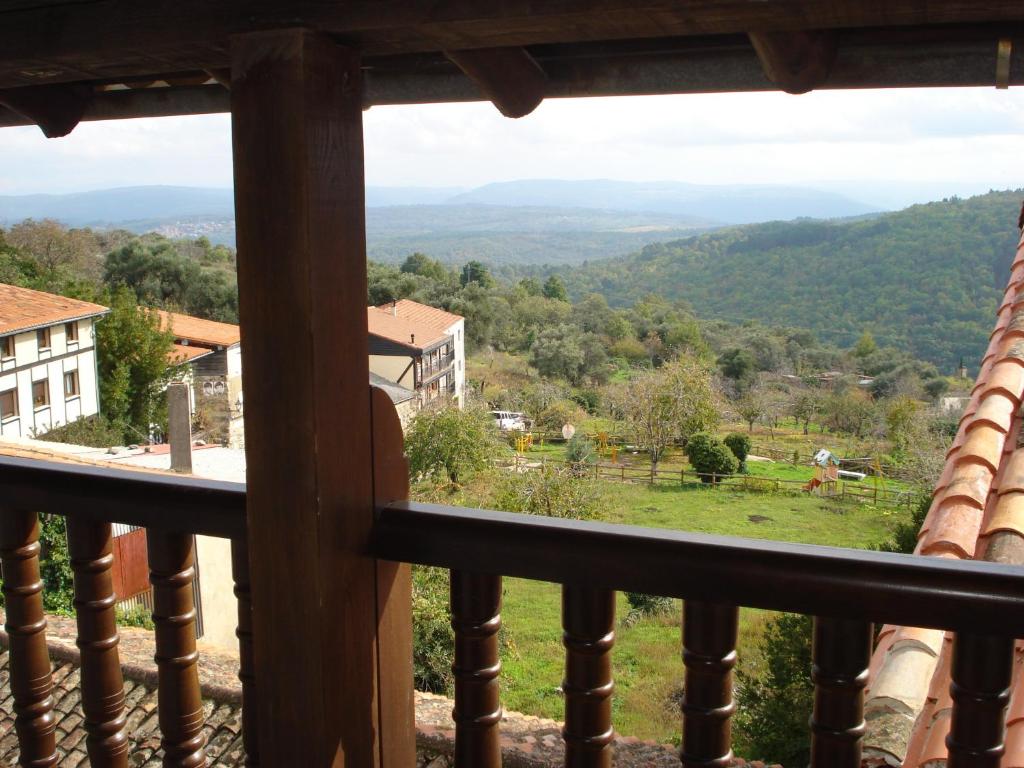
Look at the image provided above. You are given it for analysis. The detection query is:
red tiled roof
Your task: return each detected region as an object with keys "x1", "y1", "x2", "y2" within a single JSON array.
[
  {"x1": 367, "y1": 306, "x2": 448, "y2": 350},
  {"x1": 169, "y1": 342, "x2": 214, "y2": 365},
  {"x1": 864, "y1": 225, "x2": 1024, "y2": 767},
  {"x1": 155, "y1": 309, "x2": 240, "y2": 348},
  {"x1": 376, "y1": 299, "x2": 463, "y2": 331},
  {"x1": 0, "y1": 283, "x2": 108, "y2": 336}
]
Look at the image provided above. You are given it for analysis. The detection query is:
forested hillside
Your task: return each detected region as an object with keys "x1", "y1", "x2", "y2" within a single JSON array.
[{"x1": 553, "y1": 190, "x2": 1023, "y2": 371}]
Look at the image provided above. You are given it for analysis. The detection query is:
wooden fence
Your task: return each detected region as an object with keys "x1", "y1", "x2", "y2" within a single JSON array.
[{"x1": 500, "y1": 455, "x2": 915, "y2": 509}]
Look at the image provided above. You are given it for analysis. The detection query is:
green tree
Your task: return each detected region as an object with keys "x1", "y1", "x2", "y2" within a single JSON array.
[
  {"x1": 685, "y1": 433, "x2": 738, "y2": 482},
  {"x1": 530, "y1": 324, "x2": 585, "y2": 382},
  {"x1": 400, "y1": 252, "x2": 449, "y2": 282},
  {"x1": 718, "y1": 348, "x2": 757, "y2": 387},
  {"x1": 735, "y1": 613, "x2": 814, "y2": 766},
  {"x1": 853, "y1": 330, "x2": 878, "y2": 359},
  {"x1": 460, "y1": 260, "x2": 494, "y2": 288},
  {"x1": 96, "y1": 287, "x2": 176, "y2": 442},
  {"x1": 724, "y1": 432, "x2": 751, "y2": 471},
  {"x1": 542, "y1": 274, "x2": 569, "y2": 302},
  {"x1": 405, "y1": 405, "x2": 502, "y2": 486},
  {"x1": 611, "y1": 357, "x2": 720, "y2": 474},
  {"x1": 790, "y1": 390, "x2": 820, "y2": 435}
]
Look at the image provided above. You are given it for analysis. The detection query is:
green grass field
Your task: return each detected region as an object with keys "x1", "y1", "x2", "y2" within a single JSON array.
[{"x1": 425, "y1": 471, "x2": 912, "y2": 743}]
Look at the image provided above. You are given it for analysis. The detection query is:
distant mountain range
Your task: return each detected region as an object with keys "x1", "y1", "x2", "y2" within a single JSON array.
[{"x1": 0, "y1": 180, "x2": 884, "y2": 263}]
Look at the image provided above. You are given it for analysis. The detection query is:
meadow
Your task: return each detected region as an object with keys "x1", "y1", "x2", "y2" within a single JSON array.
[{"x1": 424, "y1": 456, "x2": 913, "y2": 743}]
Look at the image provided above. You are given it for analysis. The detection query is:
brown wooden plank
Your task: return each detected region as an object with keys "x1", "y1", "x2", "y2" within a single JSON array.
[
  {"x1": 680, "y1": 601, "x2": 738, "y2": 768},
  {"x1": 147, "y1": 531, "x2": 206, "y2": 768},
  {"x1": 0, "y1": 508, "x2": 58, "y2": 767},
  {"x1": 451, "y1": 570, "x2": 502, "y2": 766},
  {"x1": 67, "y1": 518, "x2": 129, "y2": 767},
  {"x1": 809, "y1": 617, "x2": 872, "y2": 768},
  {"x1": 947, "y1": 633, "x2": 1015, "y2": 768},
  {"x1": 0, "y1": 83, "x2": 92, "y2": 136},
  {"x1": 562, "y1": 585, "x2": 615, "y2": 767},
  {"x1": 1, "y1": 1, "x2": 1024, "y2": 89},
  {"x1": 371, "y1": 386, "x2": 416, "y2": 768},
  {"x1": 230, "y1": 537, "x2": 258, "y2": 767},
  {"x1": 114, "y1": 527, "x2": 151, "y2": 600},
  {"x1": 230, "y1": 29, "x2": 382, "y2": 766}
]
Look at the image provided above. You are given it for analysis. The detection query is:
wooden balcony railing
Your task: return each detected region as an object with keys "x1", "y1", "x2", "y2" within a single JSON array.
[{"x1": 3, "y1": 453, "x2": 1024, "y2": 767}]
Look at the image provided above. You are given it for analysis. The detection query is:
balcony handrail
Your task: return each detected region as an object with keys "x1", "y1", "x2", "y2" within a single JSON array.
[
  {"x1": 0, "y1": 454, "x2": 246, "y2": 539},
  {"x1": 374, "y1": 499, "x2": 1024, "y2": 636}
]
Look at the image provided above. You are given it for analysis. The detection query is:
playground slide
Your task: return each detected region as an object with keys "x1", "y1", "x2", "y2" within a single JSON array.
[{"x1": 803, "y1": 477, "x2": 821, "y2": 493}]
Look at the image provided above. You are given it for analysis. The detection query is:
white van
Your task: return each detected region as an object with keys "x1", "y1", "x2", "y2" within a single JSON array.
[{"x1": 490, "y1": 410, "x2": 527, "y2": 431}]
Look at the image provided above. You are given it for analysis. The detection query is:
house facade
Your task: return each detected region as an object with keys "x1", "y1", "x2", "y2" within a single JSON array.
[
  {"x1": 0, "y1": 283, "x2": 108, "y2": 439},
  {"x1": 157, "y1": 310, "x2": 245, "y2": 448},
  {"x1": 368, "y1": 299, "x2": 465, "y2": 410}
]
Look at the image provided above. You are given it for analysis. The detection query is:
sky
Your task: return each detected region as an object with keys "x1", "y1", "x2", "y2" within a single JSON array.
[{"x1": 0, "y1": 86, "x2": 1022, "y2": 207}]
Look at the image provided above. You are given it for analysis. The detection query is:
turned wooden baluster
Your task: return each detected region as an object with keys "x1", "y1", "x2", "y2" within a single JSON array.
[
  {"x1": 810, "y1": 617, "x2": 873, "y2": 768},
  {"x1": 0, "y1": 509, "x2": 58, "y2": 768},
  {"x1": 680, "y1": 601, "x2": 738, "y2": 768},
  {"x1": 562, "y1": 585, "x2": 615, "y2": 768},
  {"x1": 450, "y1": 570, "x2": 502, "y2": 767},
  {"x1": 67, "y1": 518, "x2": 129, "y2": 767},
  {"x1": 148, "y1": 531, "x2": 207, "y2": 768},
  {"x1": 231, "y1": 537, "x2": 258, "y2": 766},
  {"x1": 947, "y1": 632, "x2": 1015, "y2": 768}
]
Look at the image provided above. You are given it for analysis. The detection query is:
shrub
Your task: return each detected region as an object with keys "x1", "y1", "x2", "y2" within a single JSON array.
[
  {"x1": 685, "y1": 433, "x2": 738, "y2": 482},
  {"x1": 535, "y1": 399, "x2": 585, "y2": 432},
  {"x1": 405, "y1": 405, "x2": 504, "y2": 487},
  {"x1": 623, "y1": 592, "x2": 674, "y2": 626},
  {"x1": 412, "y1": 566, "x2": 455, "y2": 694},
  {"x1": 494, "y1": 467, "x2": 601, "y2": 520},
  {"x1": 571, "y1": 388, "x2": 602, "y2": 414},
  {"x1": 565, "y1": 433, "x2": 597, "y2": 475},
  {"x1": 724, "y1": 432, "x2": 752, "y2": 472},
  {"x1": 875, "y1": 493, "x2": 929, "y2": 554},
  {"x1": 116, "y1": 604, "x2": 155, "y2": 629},
  {"x1": 36, "y1": 414, "x2": 126, "y2": 449},
  {"x1": 735, "y1": 613, "x2": 814, "y2": 766}
]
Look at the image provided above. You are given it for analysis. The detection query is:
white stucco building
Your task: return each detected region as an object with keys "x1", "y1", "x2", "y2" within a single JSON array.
[{"x1": 0, "y1": 283, "x2": 109, "y2": 439}]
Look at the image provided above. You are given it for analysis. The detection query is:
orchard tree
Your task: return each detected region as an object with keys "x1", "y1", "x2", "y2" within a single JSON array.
[
  {"x1": 611, "y1": 356, "x2": 720, "y2": 474},
  {"x1": 790, "y1": 390, "x2": 821, "y2": 435},
  {"x1": 405, "y1": 405, "x2": 503, "y2": 487}
]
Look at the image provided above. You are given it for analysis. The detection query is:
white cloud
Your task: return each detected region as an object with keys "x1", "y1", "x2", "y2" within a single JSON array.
[{"x1": 0, "y1": 87, "x2": 1022, "y2": 196}]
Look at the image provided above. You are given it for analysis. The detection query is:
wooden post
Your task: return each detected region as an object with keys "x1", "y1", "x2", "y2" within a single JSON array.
[
  {"x1": 231, "y1": 29, "x2": 412, "y2": 765},
  {"x1": 167, "y1": 382, "x2": 192, "y2": 473}
]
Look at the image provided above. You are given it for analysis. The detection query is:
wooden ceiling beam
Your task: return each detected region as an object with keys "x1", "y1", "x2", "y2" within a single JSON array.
[
  {"x1": 0, "y1": 31, "x2": 1021, "y2": 132},
  {"x1": 445, "y1": 46, "x2": 546, "y2": 118},
  {"x1": 0, "y1": 83, "x2": 92, "y2": 137},
  {"x1": 749, "y1": 30, "x2": 838, "y2": 94},
  {"x1": 1, "y1": 1, "x2": 1024, "y2": 90}
]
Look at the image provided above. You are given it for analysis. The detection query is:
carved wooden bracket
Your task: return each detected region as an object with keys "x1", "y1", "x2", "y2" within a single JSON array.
[
  {"x1": 0, "y1": 83, "x2": 94, "y2": 137},
  {"x1": 445, "y1": 46, "x2": 546, "y2": 117},
  {"x1": 749, "y1": 30, "x2": 838, "y2": 94}
]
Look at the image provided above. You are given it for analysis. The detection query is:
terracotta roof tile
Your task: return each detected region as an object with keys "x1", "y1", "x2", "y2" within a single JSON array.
[
  {"x1": 155, "y1": 310, "x2": 240, "y2": 348},
  {"x1": 865, "y1": 225, "x2": 1024, "y2": 768},
  {"x1": 0, "y1": 283, "x2": 108, "y2": 336},
  {"x1": 377, "y1": 299, "x2": 463, "y2": 331},
  {"x1": 170, "y1": 342, "x2": 215, "y2": 364},
  {"x1": 367, "y1": 306, "x2": 449, "y2": 350}
]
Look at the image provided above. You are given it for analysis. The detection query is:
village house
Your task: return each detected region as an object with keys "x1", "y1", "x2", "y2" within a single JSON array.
[
  {"x1": 368, "y1": 299, "x2": 466, "y2": 409},
  {"x1": 157, "y1": 310, "x2": 245, "y2": 448},
  {"x1": 0, "y1": 283, "x2": 108, "y2": 439}
]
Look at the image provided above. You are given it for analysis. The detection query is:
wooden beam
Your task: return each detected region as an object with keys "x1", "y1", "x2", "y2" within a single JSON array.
[
  {"x1": 2, "y1": 1, "x2": 1024, "y2": 89},
  {"x1": 445, "y1": 46, "x2": 546, "y2": 117},
  {"x1": 749, "y1": 30, "x2": 838, "y2": 94},
  {"x1": 231, "y1": 29, "x2": 409, "y2": 766},
  {"x1": 0, "y1": 83, "x2": 92, "y2": 137}
]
